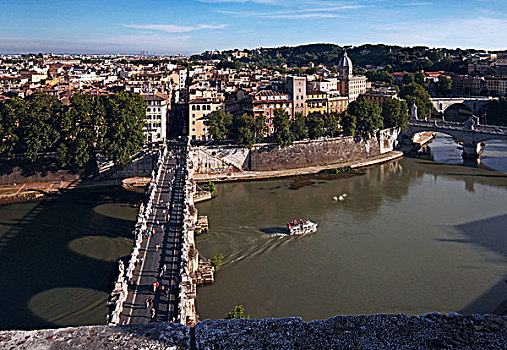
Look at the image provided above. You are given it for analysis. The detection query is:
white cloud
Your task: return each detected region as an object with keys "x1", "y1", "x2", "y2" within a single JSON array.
[{"x1": 122, "y1": 23, "x2": 228, "y2": 33}]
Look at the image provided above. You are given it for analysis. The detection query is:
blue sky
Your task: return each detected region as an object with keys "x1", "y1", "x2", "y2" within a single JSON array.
[{"x1": 0, "y1": 0, "x2": 506, "y2": 54}]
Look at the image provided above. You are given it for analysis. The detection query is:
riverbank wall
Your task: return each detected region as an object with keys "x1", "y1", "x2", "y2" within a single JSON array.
[
  {"x1": 1, "y1": 314, "x2": 505, "y2": 349},
  {"x1": 190, "y1": 128, "x2": 400, "y2": 180}
]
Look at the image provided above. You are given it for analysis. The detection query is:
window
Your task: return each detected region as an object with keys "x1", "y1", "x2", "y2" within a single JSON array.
[
  {"x1": 192, "y1": 120, "x2": 196, "y2": 125},
  {"x1": 192, "y1": 105, "x2": 195, "y2": 110}
]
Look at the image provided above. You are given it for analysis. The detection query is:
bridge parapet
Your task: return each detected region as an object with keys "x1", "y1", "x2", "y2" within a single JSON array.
[{"x1": 406, "y1": 119, "x2": 507, "y2": 161}]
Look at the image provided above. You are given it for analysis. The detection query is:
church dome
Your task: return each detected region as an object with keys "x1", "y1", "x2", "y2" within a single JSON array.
[{"x1": 338, "y1": 51, "x2": 353, "y2": 68}]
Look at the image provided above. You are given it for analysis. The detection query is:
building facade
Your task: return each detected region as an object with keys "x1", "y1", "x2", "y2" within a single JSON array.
[
  {"x1": 286, "y1": 76, "x2": 306, "y2": 117},
  {"x1": 188, "y1": 99, "x2": 224, "y2": 141},
  {"x1": 141, "y1": 93, "x2": 169, "y2": 143}
]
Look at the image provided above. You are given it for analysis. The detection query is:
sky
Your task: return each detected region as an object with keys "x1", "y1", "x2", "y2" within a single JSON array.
[{"x1": 0, "y1": 0, "x2": 506, "y2": 55}]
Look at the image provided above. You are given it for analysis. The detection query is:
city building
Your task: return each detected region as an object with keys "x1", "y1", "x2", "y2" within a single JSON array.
[
  {"x1": 188, "y1": 98, "x2": 224, "y2": 141},
  {"x1": 141, "y1": 93, "x2": 170, "y2": 143},
  {"x1": 243, "y1": 90, "x2": 293, "y2": 135},
  {"x1": 286, "y1": 76, "x2": 306, "y2": 117},
  {"x1": 337, "y1": 51, "x2": 367, "y2": 102}
]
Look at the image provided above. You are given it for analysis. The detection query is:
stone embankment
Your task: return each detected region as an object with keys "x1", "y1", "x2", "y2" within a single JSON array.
[
  {"x1": 194, "y1": 150, "x2": 403, "y2": 183},
  {"x1": 1, "y1": 314, "x2": 505, "y2": 349}
]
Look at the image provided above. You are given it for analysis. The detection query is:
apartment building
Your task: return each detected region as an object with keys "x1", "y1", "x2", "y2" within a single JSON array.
[
  {"x1": 141, "y1": 93, "x2": 169, "y2": 143},
  {"x1": 243, "y1": 90, "x2": 293, "y2": 135},
  {"x1": 188, "y1": 98, "x2": 224, "y2": 141}
]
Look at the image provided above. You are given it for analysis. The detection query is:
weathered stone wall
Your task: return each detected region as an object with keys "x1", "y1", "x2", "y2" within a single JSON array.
[
  {"x1": 1, "y1": 314, "x2": 505, "y2": 349},
  {"x1": 250, "y1": 136, "x2": 381, "y2": 171},
  {"x1": 0, "y1": 157, "x2": 94, "y2": 185}
]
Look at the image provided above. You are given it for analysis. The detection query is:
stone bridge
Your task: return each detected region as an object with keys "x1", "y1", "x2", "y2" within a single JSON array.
[
  {"x1": 431, "y1": 97, "x2": 498, "y2": 116},
  {"x1": 406, "y1": 119, "x2": 507, "y2": 160}
]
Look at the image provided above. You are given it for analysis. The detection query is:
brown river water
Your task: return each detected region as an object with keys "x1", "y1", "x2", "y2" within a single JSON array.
[{"x1": 0, "y1": 134, "x2": 505, "y2": 329}]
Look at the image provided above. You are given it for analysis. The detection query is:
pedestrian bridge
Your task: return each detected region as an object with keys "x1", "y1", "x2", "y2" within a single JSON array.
[
  {"x1": 107, "y1": 140, "x2": 207, "y2": 327},
  {"x1": 406, "y1": 119, "x2": 507, "y2": 159}
]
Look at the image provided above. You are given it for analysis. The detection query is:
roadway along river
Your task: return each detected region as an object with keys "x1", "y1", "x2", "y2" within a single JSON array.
[
  {"x1": 0, "y1": 135, "x2": 505, "y2": 330},
  {"x1": 195, "y1": 135, "x2": 507, "y2": 320}
]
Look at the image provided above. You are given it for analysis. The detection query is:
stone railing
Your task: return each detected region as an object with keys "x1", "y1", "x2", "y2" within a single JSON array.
[{"x1": 108, "y1": 144, "x2": 168, "y2": 325}]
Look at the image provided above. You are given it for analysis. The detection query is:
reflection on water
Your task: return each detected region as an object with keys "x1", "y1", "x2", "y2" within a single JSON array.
[
  {"x1": 196, "y1": 151, "x2": 507, "y2": 321},
  {"x1": 0, "y1": 188, "x2": 142, "y2": 330}
]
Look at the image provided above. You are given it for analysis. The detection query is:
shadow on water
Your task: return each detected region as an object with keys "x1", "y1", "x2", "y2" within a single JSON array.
[
  {"x1": 0, "y1": 186, "x2": 144, "y2": 330},
  {"x1": 437, "y1": 214, "x2": 507, "y2": 316}
]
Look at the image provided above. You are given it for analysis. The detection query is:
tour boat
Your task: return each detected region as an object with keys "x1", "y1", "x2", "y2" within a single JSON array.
[{"x1": 286, "y1": 219, "x2": 318, "y2": 235}]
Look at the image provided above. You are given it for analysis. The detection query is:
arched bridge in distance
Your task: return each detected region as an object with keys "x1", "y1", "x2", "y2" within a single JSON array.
[
  {"x1": 406, "y1": 119, "x2": 507, "y2": 160},
  {"x1": 431, "y1": 97, "x2": 498, "y2": 118}
]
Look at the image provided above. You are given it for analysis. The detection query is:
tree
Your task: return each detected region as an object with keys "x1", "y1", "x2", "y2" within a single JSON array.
[
  {"x1": 225, "y1": 305, "x2": 250, "y2": 320},
  {"x1": 20, "y1": 91, "x2": 63, "y2": 161},
  {"x1": 434, "y1": 75, "x2": 452, "y2": 97},
  {"x1": 414, "y1": 71, "x2": 427, "y2": 86},
  {"x1": 205, "y1": 109, "x2": 232, "y2": 142},
  {"x1": 273, "y1": 109, "x2": 294, "y2": 147},
  {"x1": 402, "y1": 73, "x2": 414, "y2": 85},
  {"x1": 307, "y1": 114, "x2": 325, "y2": 139},
  {"x1": 208, "y1": 181, "x2": 217, "y2": 195},
  {"x1": 347, "y1": 98, "x2": 383, "y2": 140},
  {"x1": 365, "y1": 70, "x2": 394, "y2": 85},
  {"x1": 101, "y1": 92, "x2": 146, "y2": 166},
  {"x1": 57, "y1": 93, "x2": 105, "y2": 167},
  {"x1": 382, "y1": 98, "x2": 410, "y2": 131},
  {"x1": 399, "y1": 82, "x2": 434, "y2": 120},
  {"x1": 483, "y1": 97, "x2": 507, "y2": 126},
  {"x1": 290, "y1": 112, "x2": 308, "y2": 140},
  {"x1": 210, "y1": 253, "x2": 223, "y2": 270},
  {"x1": 324, "y1": 113, "x2": 341, "y2": 137},
  {"x1": 341, "y1": 112, "x2": 356, "y2": 136},
  {"x1": 0, "y1": 97, "x2": 25, "y2": 155},
  {"x1": 232, "y1": 113, "x2": 261, "y2": 149}
]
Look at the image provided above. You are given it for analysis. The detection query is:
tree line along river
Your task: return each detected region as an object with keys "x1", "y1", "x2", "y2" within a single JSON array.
[{"x1": 0, "y1": 134, "x2": 505, "y2": 329}]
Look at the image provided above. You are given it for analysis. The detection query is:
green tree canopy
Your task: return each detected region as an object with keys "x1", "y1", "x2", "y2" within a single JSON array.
[
  {"x1": 273, "y1": 109, "x2": 294, "y2": 147},
  {"x1": 433, "y1": 75, "x2": 452, "y2": 97},
  {"x1": 205, "y1": 109, "x2": 233, "y2": 142},
  {"x1": 102, "y1": 92, "x2": 146, "y2": 166},
  {"x1": 399, "y1": 82, "x2": 434, "y2": 120},
  {"x1": 365, "y1": 70, "x2": 394, "y2": 85},
  {"x1": 225, "y1": 305, "x2": 250, "y2": 320},
  {"x1": 402, "y1": 73, "x2": 414, "y2": 85},
  {"x1": 20, "y1": 92, "x2": 63, "y2": 161},
  {"x1": 307, "y1": 113, "x2": 325, "y2": 139},
  {"x1": 484, "y1": 97, "x2": 507, "y2": 126},
  {"x1": 341, "y1": 112, "x2": 356, "y2": 137},
  {"x1": 0, "y1": 97, "x2": 25, "y2": 155},
  {"x1": 57, "y1": 93, "x2": 105, "y2": 167},
  {"x1": 290, "y1": 112, "x2": 308, "y2": 140},
  {"x1": 347, "y1": 98, "x2": 383, "y2": 140},
  {"x1": 231, "y1": 113, "x2": 263, "y2": 149},
  {"x1": 382, "y1": 98, "x2": 410, "y2": 131},
  {"x1": 324, "y1": 113, "x2": 341, "y2": 137}
]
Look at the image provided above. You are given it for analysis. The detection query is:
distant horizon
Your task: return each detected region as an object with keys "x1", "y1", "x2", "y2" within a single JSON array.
[
  {"x1": 1, "y1": 1, "x2": 507, "y2": 55},
  {"x1": 1, "y1": 41, "x2": 506, "y2": 57}
]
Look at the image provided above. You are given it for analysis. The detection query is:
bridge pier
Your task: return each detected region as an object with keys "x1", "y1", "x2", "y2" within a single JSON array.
[{"x1": 461, "y1": 142, "x2": 484, "y2": 163}]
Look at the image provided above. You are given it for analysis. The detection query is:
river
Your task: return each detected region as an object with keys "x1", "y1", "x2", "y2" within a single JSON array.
[
  {"x1": 195, "y1": 135, "x2": 507, "y2": 320},
  {"x1": 0, "y1": 188, "x2": 142, "y2": 330},
  {"x1": 0, "y1": 135, "x2": 506, "y2": 329}
]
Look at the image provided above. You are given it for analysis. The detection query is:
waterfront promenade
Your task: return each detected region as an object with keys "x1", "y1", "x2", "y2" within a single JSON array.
[{"x1": 119, "y1": 143, "x2": 187, "y2": 324}]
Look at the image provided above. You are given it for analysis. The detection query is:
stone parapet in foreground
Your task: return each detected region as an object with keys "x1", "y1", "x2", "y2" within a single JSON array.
[{"x1": 1, "y1": 314, "x2": 506, "y2": 349}]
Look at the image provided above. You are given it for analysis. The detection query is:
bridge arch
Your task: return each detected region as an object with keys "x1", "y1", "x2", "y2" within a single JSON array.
[{"x1": 443, "y1": 103, "x2": 473, "y2": 122}]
